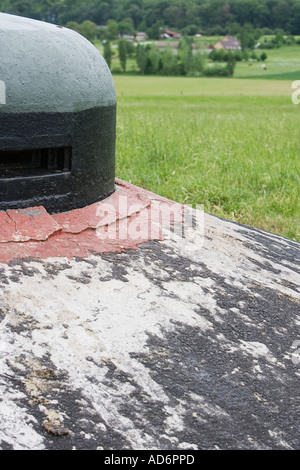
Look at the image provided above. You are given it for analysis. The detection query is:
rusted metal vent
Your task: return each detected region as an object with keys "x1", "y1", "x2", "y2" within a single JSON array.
[{"x1": 0, "y1": 13, "x2": 116, "y2": 213}]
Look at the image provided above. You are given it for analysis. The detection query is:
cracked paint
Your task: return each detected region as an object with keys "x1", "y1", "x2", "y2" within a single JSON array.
[{"x1": 0, "y1": 179, "x2": 187, "y2": 263}]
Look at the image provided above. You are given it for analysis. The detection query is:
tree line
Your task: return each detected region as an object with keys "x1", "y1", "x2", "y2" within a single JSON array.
[
  {"x1": 0, "y1": 0, "x2": 300, "y2": 35},
  {"x1": 103, "y1": 37, "x2": 237, "y2": 77}
]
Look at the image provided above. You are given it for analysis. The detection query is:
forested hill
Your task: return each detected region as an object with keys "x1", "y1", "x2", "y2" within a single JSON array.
[{"x1": 0, "y1": 0, "x2": 300, "y2": 35}]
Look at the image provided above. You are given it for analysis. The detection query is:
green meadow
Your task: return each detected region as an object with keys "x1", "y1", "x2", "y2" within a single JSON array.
[
  {"x1": 114, "y1": 75, "x2": 300, "y2": 241},
  {"x1": 234, "y1": 44, "x2": 300, "y2": 80}
]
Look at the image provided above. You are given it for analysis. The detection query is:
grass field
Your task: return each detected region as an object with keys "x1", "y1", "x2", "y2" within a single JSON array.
[
  {"x1": 114, "y1": 75, "x2": 300, "y2": 241},
  {"x1": 234, "y1": 45, "x2": 300, "y2": 80}
]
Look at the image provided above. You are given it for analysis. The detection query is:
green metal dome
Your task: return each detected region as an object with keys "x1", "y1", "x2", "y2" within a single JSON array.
[
  {"x1": 0, "y1": 13, "x2": 116, "y2": 213},
  {"x1": 0, "y1": 13, "x2": 116, "y2": 113}
]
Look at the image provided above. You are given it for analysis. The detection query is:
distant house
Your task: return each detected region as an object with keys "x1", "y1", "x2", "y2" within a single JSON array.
[
  {"x1": 162, "y1": 29, "x2": 181, "y2": 39},
  {"x1": 118, "y1": 33, "x2": 134, "y2": 41},
  {"x1": 214, "y1": 36, "x2": 241, "y2": 51},
  {"x1": 135, "y1": 32, "x2": 148, "y2": 42}
]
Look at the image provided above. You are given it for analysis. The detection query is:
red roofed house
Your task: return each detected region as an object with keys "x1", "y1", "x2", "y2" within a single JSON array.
[{"x1": 162, "y1": 29, "x2": 181, "y2": 39}]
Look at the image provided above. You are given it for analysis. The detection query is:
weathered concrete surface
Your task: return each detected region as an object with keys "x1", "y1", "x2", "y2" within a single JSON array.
[{"x1": 0, "y1": 180, "x2": 299, "y2": 450}]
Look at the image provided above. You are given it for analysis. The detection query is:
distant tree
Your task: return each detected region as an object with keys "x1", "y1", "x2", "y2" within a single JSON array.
[
  {"x1": 288, "y1": 3, "x2": 300, "y2": 34},
  {"x1": 242, "y1": 50, "x2": 249, "y2": 61},
  {"x1": 125, "y1": 40, "x2": 136, "y2": 57},
  {"x1": 209, "y1": 49, "x2": 217, "y2": 61},
  {"x1": 137, "y1": 20, "x2": 147, "y2": 33},
  {"x1": 178, "y1": 38, "x2": 193, "y2": 75},
  {"x1": 181, "y1": 24, "x2": 200, "y2": 36},
  {"x1": 192, "y1": 50, "x2": 204, "y2": 74},
  {"x1": 66, "y1": 21, "x2": 80, "y2": 32},
  {"x1": 66, "y1": 20, "x2": 97, "y2": 41},
  {"x1": 226, "y1": 52, "x2": 236, "y2": 77},
  {"x1": 239, "y1": 26, "x2": 248, "y2": 51},
  {"x1": 234, "y1": 50, "x2": 243, "y2": 61},
  {"x1": 106, "y1": 19, "x2": 118, "y2": 40},
  {"x1": 127, "y1": 4, "x2": 143, "y2": 28},
  {"x1": 162, "y1": 5, "x2": 185, "y2": 29},
  {"x1": 136, "y1": 44, "x2": 147, "y2": 74},
  {"x1": 207, "y1": 25, "x2": 225, "y2": 36},
  {"x1": 148, "y1": 45, "x2": 160, "y2": 73},
  {"x1": 77, "y1": 20, "x2": 97, "y2": 41},
  {"x1": 118, "y1": 39, "x2": 127, "y2": 72},
  {"x1": 274, "y1": 29, "x2": 285, "y2": 46},
  {"x1": 118, "y1": 17, "x2": 135, "y2": 36},
  {"x1": 272, "y1": 1, "x2": 291, "y2": 30},
  {"x1": 209, "y1": 48, "x2": 226, "y2": 62},
  {"x1": 103, "y1": 40, "x2": 112, "y2": 69},
  {"x1": 147, "y1": 19, "x2": 164, "y2": 40},
  {"x1": 238, "y1": 24, "x2": 257, "y2": 50},
  {"x1": 203, "y1": 64, "x2": 231, "y2": 77},
  {"x1": 161, "y1": 46, "x2": 179, "y2": 75},
  {"x1": 1, "y1": 0, "x2": 300, "y2": 39},
  {"x1": 285, "y1": 35, "x2": 295, "y2": 45},
  {"x1": 227, "y1": 22, "x2": 241, "y2": 36},
  {"x1": 260, "y1": 51, "x2": 267, "y2": 61}
]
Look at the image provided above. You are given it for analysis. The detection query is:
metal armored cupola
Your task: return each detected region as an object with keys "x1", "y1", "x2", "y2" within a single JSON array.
[{"x1": 0, "y1": 13, "x2": 116, "y2": 213}]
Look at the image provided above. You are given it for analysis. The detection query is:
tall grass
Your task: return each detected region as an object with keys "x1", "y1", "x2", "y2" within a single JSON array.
[{"x1": 114, "y1": 76, "x2": 300, "y2": 241}]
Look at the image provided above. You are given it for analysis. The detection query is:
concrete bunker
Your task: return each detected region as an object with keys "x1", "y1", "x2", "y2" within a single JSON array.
[{"x1": 0, "y1": 13, "x2": 116, "y2": 213}]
